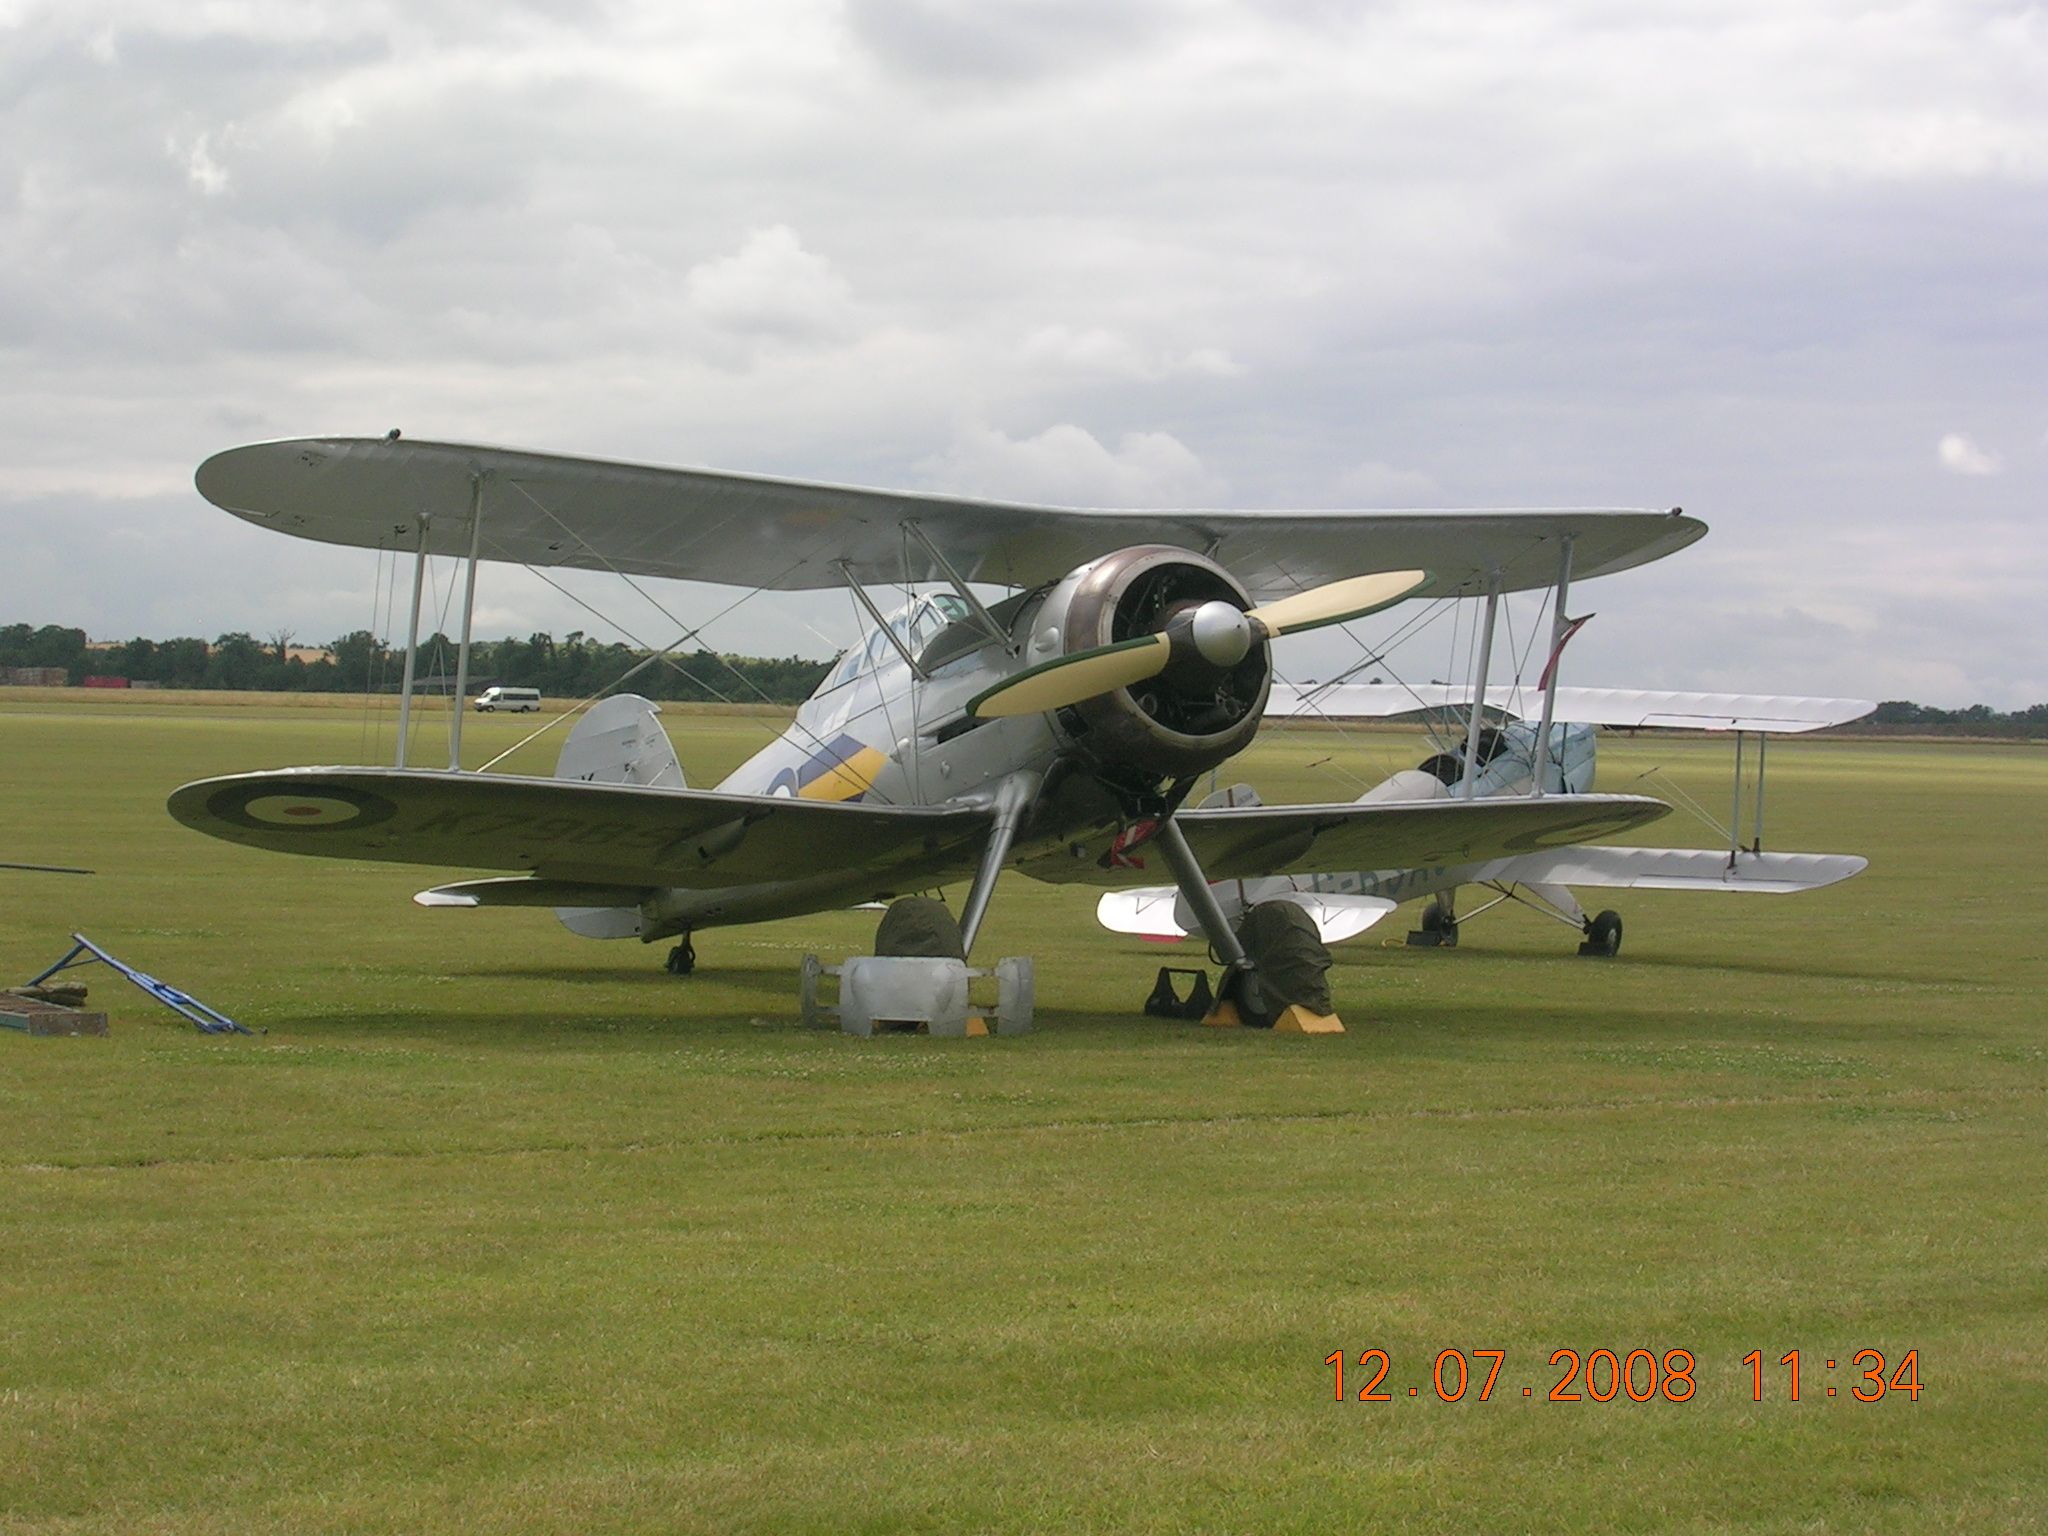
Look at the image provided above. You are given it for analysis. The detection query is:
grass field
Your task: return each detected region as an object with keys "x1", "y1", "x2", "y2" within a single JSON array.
[{"x1": 2, "y1": 689, "x2": 2044, "y2": 1533}]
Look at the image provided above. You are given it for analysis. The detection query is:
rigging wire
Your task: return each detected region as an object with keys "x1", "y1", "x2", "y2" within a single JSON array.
[
  {"x1": 484, "y1": 480, "x2": 968, "y2": 805},
  {"x1": 469, "y1": 547, "x2": 905, "y2": 805},
  {"x1": 493, "y1": 477, "x2": 902, "y2": 791}
]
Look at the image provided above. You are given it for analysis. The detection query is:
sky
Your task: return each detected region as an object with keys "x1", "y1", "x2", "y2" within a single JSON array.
[{"x1": 2, "y1": 0, "x2": 2043, "y2": 706}]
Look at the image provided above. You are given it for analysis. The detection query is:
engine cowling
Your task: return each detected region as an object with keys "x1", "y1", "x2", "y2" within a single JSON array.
[{"x1": 1032, "y1": 545, "x2": 1271, "y2": 782}]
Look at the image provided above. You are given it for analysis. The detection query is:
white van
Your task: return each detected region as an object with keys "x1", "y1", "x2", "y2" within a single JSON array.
[{"x1": 475, "y1": 686, "x2": 542, "y2": 713}]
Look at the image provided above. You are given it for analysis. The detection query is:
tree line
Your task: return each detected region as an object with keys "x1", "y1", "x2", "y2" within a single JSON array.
[
  {"x1": 0, "y1": 623, "x2": 832, "y2": 705},
  {"x1": 6, "y1": 622, "x2": 2046, "y2": 731}
]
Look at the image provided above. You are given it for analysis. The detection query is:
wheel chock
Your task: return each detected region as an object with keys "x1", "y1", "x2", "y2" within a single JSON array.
[
  {"x1": 1201, "y1": 1000, "x2": 1244, "y2": 1029},
  {"x1": 1270, "y1": 1004, "x2": 1344, "y2": 1035},
  {"x1": 1144, "y1": 966, "x2": 1213, "y2": 1020}
]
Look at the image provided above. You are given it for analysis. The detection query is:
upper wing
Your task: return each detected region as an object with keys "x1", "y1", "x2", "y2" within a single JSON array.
[
  {"x1": 195, "y1": 437, "x2": 1705, "y2": 603},
  {"x1": 1018, "y1": 793, "x2": 1670, "y2": 886},
  {"x1": 167, "y1": 769, "x2": 992, "y2": 894},
  {"x1": 1270, "y1": 683, "x2": 1875, "y2": 733}
]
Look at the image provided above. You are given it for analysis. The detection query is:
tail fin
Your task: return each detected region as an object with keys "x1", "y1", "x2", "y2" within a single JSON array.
[
  {"x1": 551, "y1": 696, "x2": 683, "y2": 938},
  {"x1": 556, "y1": 695, "x2": 685, "y2": 789}
]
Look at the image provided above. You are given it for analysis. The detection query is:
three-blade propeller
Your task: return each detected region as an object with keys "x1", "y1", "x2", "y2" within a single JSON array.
[{"x1": 967, "y1": 567, "x2": 1428, "y2": 719}]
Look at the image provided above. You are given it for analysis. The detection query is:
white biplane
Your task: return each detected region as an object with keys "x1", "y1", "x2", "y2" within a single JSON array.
[
  {"x1": 1098, "y1": 685, "x2": 1873, "y2": 954},
  {"x1": 169, "y1": 436, "x2": 1705, "y2": 1001}
]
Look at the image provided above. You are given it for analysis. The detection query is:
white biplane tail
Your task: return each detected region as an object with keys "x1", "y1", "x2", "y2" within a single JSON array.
[
  {"x1": 555, "y1": 694, "x2": 687, "y2": 790},
  {"x1": 551, "y1": 695, "x2": 684, "y2": 938}
]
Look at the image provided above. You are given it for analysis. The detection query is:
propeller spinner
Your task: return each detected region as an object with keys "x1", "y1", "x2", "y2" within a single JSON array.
[{"x1": 967, "y1": 567, "x2": 1427, "y2": 720}]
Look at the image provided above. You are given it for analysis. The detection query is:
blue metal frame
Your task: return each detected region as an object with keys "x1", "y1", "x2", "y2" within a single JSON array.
[{"x1": 25, "y1": 934, "x2": 251, "y2": 1034}]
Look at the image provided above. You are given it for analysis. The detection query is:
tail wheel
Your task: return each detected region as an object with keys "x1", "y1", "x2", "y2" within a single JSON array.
[
  {"x1": 665, "y1": 936, "x2": 696, "y2": 976},
  {"x1": 1420, "y1": 899, "x2": 1459, "y2": 948},
  {"x1": 1580, "y1": 910, "x2": 1623, "y2": 957}
]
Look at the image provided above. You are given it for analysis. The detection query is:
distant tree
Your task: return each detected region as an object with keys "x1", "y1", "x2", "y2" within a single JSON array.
[
  {"x1": 161, "y1": 636, "x2": 210, "y2": 687},
  {"x1": 207, "y1": 632, "x2": 267, "y2": 690},
  {"x1": 327, "y1": 630, "x2": 387, "y2": 690}
]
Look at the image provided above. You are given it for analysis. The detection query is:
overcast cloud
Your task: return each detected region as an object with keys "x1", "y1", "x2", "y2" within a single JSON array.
[{"x1": 2, "y1": 0, "x2": 2043, "y2": 704}]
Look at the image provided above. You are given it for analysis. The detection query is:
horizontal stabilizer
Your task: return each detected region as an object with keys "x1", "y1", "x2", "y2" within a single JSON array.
[
  {"x1": 1490, "y1": 846, "x2": 1866, "y2": 893},
  {"x1": 415, "y1": 877, "x2": 654, "y2": 909},
  {"x1": 1270, "y1": 683, "x2": 1875, "y2": 733},
  {"x1": 1097, "y1": 888, "x2": 1396, "y2": 944}
]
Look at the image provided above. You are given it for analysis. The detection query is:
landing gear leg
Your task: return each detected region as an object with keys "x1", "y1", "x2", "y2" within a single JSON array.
[
  {"x1": 665, "y1": 934, "x2": 697, "y2": 975},
  {"x1": 1152, "y1": 817, "x2": 1263, "y2": 1019}
]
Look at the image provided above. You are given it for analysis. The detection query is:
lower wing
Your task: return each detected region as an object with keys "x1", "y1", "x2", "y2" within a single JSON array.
[
  {"x1": 1485, "y1": 846, "x2": 1866, "y2": 893},
  {"x1": 1020, "y1": 793, "x2": 1671, "y2": 886},
  {"x1": 167, "y1": 768, "x2": 992, "y2": 894}
]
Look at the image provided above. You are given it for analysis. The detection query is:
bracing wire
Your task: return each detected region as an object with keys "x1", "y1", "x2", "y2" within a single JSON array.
[{"x1": 482, "y1": 483, "x2": 921, "y2": 801}]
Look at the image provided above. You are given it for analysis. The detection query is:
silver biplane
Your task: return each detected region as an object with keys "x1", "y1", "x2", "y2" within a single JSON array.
[
  {"x1": 1099, "y1": 686, "x2": 1873, "y2": 954},
  {"x1": 169, "y1": 436, "x2": 1704, "y2": 1004}
]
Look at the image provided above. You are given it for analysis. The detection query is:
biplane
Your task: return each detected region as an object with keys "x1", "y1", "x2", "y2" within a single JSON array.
[
  {"x1": 1097, "y1": 685, "x2": 1873, "y2": 953},
  {"x1": 169, "y1": 436, "x2": 1704, "y2": 997}
]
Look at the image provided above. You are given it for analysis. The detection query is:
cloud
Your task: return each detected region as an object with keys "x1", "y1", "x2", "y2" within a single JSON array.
[
  {"x1": 915, "y1": 422, "x2": 1225, "y2": 507},
  {"x1": 1333, "y1": 459, "x2": 1443, "y2": 505},
  {"x1": 1937, "y1": 432, "x2": 2001, "y2": 476},
  {"x1": 1015, "y1": 325, "x2": 1242, "y2": 382},
  {"x1": 0, "y1": 0, "x2": 2044, "y2": 704},
  {"x1": 683, "y1": 225, "x2": 858, "y2": 343}
]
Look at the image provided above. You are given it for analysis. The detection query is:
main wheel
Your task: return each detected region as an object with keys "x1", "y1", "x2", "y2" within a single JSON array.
[
  {"x1": 1421, "y1": 899, "x2": 1459, "y2": 949},
  {"x1": 1582, "y1": 910, "x2": 1623, "y2": 957},
  {"x1": 665, "y1": 937, "x2": 696, "y2": 976}
]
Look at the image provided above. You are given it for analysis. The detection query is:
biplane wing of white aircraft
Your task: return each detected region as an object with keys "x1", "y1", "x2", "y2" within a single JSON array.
[
  {"x1": 169, "y1": 436, "x2": 1703, "y2": 991},
  {"x1": 1099, "y1": 687, "x2": 1872, "y2": 953}
]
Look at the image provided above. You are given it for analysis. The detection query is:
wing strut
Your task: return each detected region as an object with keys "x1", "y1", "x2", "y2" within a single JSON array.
[
  {"x1": 447, "y1": 472, "x2": 485, "y2": 769},
  {"x1": 836, "y1": 560, "x2": 928, "y2": 680},
  {"x1": 1529, "y1": 534, "x2": 1574, "y2": 796},
  {"x1": 395, "y1": 511, "x2": 430, "y2": 768},
  {"x1": 903, "y1": 520, "x2": 1016, "y2": 654},
  {"x1": 1460, "y1": 571, "x2": 1503, "y2": 797},
  {"x1": 1726, "y1": 730, "x2": 1776, "y2": 867}
]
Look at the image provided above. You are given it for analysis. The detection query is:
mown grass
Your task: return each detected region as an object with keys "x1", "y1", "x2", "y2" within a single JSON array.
[{"x1": 1, "y1": 691, "x2": 2043, "y2": 1533}]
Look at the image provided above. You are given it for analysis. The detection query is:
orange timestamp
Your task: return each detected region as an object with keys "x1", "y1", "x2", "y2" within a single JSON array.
[{"x1": 1325, "y1": 1348, "x2": 1923, "y2": 1403}]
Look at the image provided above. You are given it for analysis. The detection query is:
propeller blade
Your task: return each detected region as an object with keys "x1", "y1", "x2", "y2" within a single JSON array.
[
  {"x1": 1247, "y1": 568, "x2": 1428, "y2": 637},
  {"x1": 964, "y1": 568, "x2": 1425, "y2": 719},
  {"x1": 966, "y1": 634, "x2": 1171, "y2": 718}
]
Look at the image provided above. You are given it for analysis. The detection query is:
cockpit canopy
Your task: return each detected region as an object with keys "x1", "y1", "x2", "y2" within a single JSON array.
[{"x1": 818, "y1": 593, "x2": 974, "y2": 694}]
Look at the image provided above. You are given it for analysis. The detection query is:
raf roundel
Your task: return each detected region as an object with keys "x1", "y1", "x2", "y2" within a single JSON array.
[
  {"x1": 245, "y1": 795, "x2": 370, "y2": 827},
  {"x1": 207, "y1": 783, "x2": 399, "y2": 833}
]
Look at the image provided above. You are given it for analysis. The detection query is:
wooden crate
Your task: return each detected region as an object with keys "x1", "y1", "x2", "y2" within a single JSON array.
[{"x1": 0, "y1": 995, "x2": 109, "y2": 1036}]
